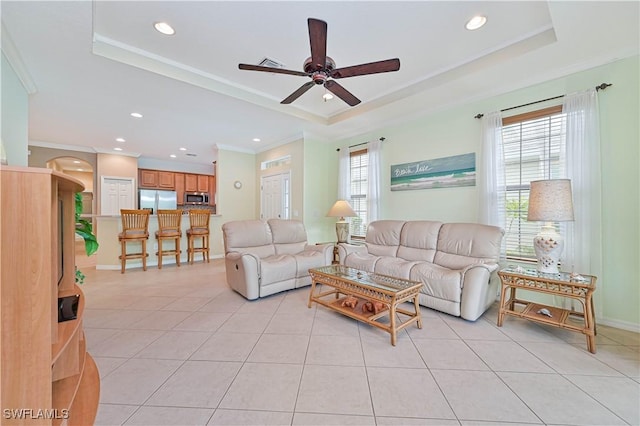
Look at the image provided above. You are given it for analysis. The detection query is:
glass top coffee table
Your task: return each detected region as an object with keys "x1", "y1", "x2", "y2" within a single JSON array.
[{"x1": 308, "y1": 265, "x2": 423, "y2": 345}]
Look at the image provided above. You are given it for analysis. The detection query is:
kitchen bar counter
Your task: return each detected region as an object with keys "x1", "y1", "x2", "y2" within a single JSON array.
[{"x1": 95, "y1": 214, "x2": 225, "y2": 270}]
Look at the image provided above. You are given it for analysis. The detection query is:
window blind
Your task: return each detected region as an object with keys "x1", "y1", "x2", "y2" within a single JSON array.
[
  {"x1": 502, "y1": 106, "x2": 565, "y2": 259},
  {"x1": 349, "y1": 149, "x2": 368, "y2": 238}
]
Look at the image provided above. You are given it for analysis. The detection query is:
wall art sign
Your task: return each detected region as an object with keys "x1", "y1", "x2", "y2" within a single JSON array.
[{"x1": 390, "y1": 152, "x2": 476, "y2": 191}]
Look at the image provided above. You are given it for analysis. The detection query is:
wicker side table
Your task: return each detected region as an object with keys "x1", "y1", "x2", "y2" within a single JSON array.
[{"x1": 497, "y1": 267, "x2": 597, "y2": 353}]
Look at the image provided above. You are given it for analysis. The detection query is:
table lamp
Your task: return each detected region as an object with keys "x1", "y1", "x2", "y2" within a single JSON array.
[
  {"x1": 527, "y1": 179, "x2": 574, "y2": 274},
  {"x1": 327, "y1": 200, "x2": 357, "y2": 243}
]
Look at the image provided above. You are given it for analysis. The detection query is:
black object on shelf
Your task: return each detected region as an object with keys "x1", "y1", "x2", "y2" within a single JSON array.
[{"x1": 58, "y1": 295, "x2": 79, "y2": 322}]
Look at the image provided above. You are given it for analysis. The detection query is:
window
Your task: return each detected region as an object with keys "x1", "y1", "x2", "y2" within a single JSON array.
[
  {"x1": 502, "y1": 105, "x2": 565, "y2": 259},
  {"x1": 349, "y1": 149, "x2": 368, "y2": 238}
]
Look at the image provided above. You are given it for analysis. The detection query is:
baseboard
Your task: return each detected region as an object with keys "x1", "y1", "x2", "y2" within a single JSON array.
[{"x1": 597, "y1": 317, "x2": 640, "y2": 333}]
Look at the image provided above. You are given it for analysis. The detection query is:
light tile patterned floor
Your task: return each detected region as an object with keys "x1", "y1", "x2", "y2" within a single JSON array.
[{"x1": 80, "y1": 259, "x2": 640, "y2": 426}]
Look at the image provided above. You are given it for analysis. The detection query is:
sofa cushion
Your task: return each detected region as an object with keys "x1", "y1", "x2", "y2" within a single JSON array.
[
  {"x1": 374, "y1": 256, "x2": 420, "y2": 280},
  {"x1": 293, "y1": 250, "x2": 327, "y2": 278},
  {"x1": 344, "y1": 251, "x2": 379, "y2": 272},
  {"x1": 222, "y1": 220, "x2": 275, "y2": 258},
  {"x1": 364, "y1": 220, "x2": 405, "y2": 257},
  {"x1": 397, "y1": 220, "x2": 442, "y2": 262},
  {"x1": 434, "y1": 223, "x2": 504, "y2": 269},
  {"x1": 260, "y1": 255, "x2": 297, "y2": 285},
  {"x1": 410, "y1": 262, "x2": 463, "y2": 303},
  {"x1": 268, "y1": 219, "x2": 308, "y2": 255}
]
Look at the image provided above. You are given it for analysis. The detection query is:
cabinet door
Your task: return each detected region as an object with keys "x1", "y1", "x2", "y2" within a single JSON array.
[
  {"x1": 175, "y1": 173, "x2": 185, "y2": 205},
  {"x1": 197, "y1": 174, "x2": 209, "y2": 192},
  {"x1": 139, "y1": 169, "x2": 158, "y2": 188},
  {"x1": 185, "y1": 174, "x2": 198, "y2": 192},
  {"x1": 158, "y1": 171, "x2": 175, "y2": 189},
  {"x1": 209, "y1": 175, "x2": 216, "y2": 206}
]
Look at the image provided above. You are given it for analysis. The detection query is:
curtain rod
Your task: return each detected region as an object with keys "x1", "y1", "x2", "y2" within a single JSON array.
[
  {"x1": 336, "y1": 137, "x2": 385, "y2": 152},
  {"x1": 473, "y1": 83, "x2": 612, "y2": 119}
]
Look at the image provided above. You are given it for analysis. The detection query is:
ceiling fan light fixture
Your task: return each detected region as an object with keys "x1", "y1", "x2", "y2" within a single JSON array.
[
  {"x1": 154, "y1": 22, "x2": 175, "y2": 36},
  {"x1": 323, "y1": 91, "x2": 334, "y2": 101},
  {"x1": 465, "y1": 15, "x2": 487, "y2": 30}
]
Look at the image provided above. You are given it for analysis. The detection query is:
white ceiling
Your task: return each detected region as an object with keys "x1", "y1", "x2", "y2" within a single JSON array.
[{"x1": 2, "y1": 1, "x2": 638, "y2": 166}]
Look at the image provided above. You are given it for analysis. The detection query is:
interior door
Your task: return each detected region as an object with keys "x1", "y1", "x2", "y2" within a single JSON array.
[{"x1": 260, "y1": 172, "x2": 290, "y2": 220}]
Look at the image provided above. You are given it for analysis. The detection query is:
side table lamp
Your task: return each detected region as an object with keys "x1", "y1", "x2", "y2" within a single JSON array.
[
  {"x1": 527, "y1": 179, "x2": 575, "y2": 274},
  {"x1": 327, "y1": 200, "x2": 357, "y2": 243}
]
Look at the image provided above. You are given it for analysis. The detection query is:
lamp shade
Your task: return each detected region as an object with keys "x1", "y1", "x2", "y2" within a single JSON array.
[
  {"x1": 527, "y1": 179, "x2": 574, "y2": 222},
  {"x1": 326, "y1": 200, "x2": 357, "y2": 219}
]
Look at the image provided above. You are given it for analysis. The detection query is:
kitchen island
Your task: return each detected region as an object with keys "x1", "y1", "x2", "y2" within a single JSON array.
[{"x1": 95, "y1": 213, "x2": 224, "y2": 270}]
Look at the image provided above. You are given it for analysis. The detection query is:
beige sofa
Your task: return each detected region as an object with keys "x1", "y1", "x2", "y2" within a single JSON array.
[
  {"x1": 222, "y1": 219, "x2": 334, "y2": 300},
  {"x1": 338, "y1": 220, "x2": 504, "y2": 321}
]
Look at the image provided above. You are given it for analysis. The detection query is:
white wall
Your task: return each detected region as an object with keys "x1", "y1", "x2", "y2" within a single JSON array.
[{"x1": 1, "y1": 53, "x2": 28, "y2": 166}]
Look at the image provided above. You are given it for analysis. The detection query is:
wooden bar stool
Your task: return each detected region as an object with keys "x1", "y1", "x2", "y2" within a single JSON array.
[
  {"x1": 187, "y1": 210, "x2": 210, "y2": 264},
  {"x1": 156, "y1": 209, "x2": 183, "y2": 269},
  {"x1": 118, "y1": 209, "x2": 151, "y2": 274}
]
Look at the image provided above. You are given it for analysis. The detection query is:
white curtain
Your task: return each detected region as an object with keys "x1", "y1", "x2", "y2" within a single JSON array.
[
  {"x1": 479, "y1": 111, "x2": 506, "y2": 260},
  {"x1": 562, "y1": 89, "x2": 601, "y2": 275},
  {"x1": 367, "y1": 139, "x2": 381, "y2": 222},
  {"x1": 338, "y1": 148, "x2": 351, "y2": 201}
]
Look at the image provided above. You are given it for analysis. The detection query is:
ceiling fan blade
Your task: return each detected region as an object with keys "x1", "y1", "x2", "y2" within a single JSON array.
[
  {"x1": 281, "y1": 81, "x2": 315, "y2": 104},
  {"x1": 330, "y1": 58, "x2": 400, "y2": 79},
  {"x1": 308, "y1": 18, "x2": 327, "y2": 72},
  {"x1": 325, "y1": 80, "x2": 361, "y2": 106},
  {"x1": 239, "y1": 64, "x2": 309, "y2": 77}
]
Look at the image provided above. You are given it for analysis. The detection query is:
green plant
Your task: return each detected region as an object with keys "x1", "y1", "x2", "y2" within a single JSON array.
[{"x1": 75, "y1": 193, "x2": 98, "y2": 283}]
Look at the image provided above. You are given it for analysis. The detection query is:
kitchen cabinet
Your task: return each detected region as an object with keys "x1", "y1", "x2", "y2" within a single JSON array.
[
  {"x1": 209, "y1": 175, "x2": 216, "y2": 206},
  {"x1": 175, "y1": 173, "x2": 185, "y2": 205},
  {"x1": 139, "y1": 169, "x2": 158, "y2": 188},
  {"x1": 158, "y1": 171, "x2": 175, "y2": 189},
  {"x1": 185, "y1": 174, "x2": 198, "y2": 192},
  {"x1": 138, "y1": 169, "x2": 175, "y2": 190},
  {"x1": 197, "y1": 174, "x2": 209, "y2": 192}
]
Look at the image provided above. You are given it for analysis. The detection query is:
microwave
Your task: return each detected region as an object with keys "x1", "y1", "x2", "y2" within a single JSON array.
[{"x1": 184, "y1": 192, "x2": 209, "y2": 205}]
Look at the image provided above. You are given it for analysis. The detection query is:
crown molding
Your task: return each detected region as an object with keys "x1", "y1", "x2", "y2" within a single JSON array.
[
  {"x1": 1, "y1": 23, "x2": 37, "y2": 94},
  {"x1": 214, "y1": 143, "x2": 255, "y2": 155},
  {"x1": 29, "y1": 140, "x2": 96, "y2": 153}
]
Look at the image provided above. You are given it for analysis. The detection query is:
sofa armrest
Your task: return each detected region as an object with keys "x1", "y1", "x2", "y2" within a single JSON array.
[
  {"x1": 459, "y1": 263, "x2": 500, "y2": 321},
  {"x1": 337, "y1": 243, "x2": 367, "y2": 264},
  {"x1": 225, "y1": 251, "x2": 261, "y2": 300}
]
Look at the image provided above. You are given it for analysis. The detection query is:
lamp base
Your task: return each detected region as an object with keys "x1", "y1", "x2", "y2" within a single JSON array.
[
  {"x1": 533, "y1": 222, "x2": 564, "y2": 274},
  {"x1": 335, "y1": 220, "x2": 349, "y2": 243}
]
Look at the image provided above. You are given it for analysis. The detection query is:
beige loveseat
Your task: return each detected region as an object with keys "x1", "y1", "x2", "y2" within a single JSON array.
[
  {"x1": 222, "y1": 219, "x2": 334, "y2": 300},
  {"x1": 338, "y1": 220, "x2": 504, "y2": 321}
]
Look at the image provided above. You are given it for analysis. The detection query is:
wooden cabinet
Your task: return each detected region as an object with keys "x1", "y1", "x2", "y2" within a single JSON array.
[
  {"x1": 139, "y1": 169, "x2": 158, "y2": 188},
  {"x1": 0, "y1": 166, "x2": 100, "y2": 425},
  {"x1": 197, "y1": 174, "x2": 209, "y2": 192},
  {"x1": 184, "y1": 174, "x2": 198, "y2": 192},
  {"x1": 209, "y1": 175, "x2": 216, "y2": 206},
  {"x1": 139, "y1": 169, "x2": 175, "y2": 190},
  {"x1": 175, "y1": 173, "x2": 185, "y2": 206},
  {"x1": 158, "y1": 171, "x2": 175, "y2": 189}
]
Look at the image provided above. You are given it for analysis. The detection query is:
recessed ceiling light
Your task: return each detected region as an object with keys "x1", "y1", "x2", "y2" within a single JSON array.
[
  {"x1": 73, "y1": 160, "x2": 81, "y2": 164},
  {"x1": 170, "y1": 154, "x2": 177, "y2": 158},
  {"x1": 179, "y1": 147, "x2": 187, "y2": 151},
  {"x1": 154, "y1": 22, "x2": 175, "y2": 36},
  {"x1": 253, "y1": 138, "x2": 261, "y2": 142},
  {"x1": 466, "y1": 15, "x2": 487, "y2": 30},
  {"x1": 130, "y1": 112, "x2": 143, "y2": 118},
  {"x1": 114, "y1": 147, "x2": 123, "y2": 151},
  {"x1": 77, "y1": 168, "x2": 84, "y2": 172},
  {"x1": 116, "y1": 138, "x2": 126, "y2": 143}
]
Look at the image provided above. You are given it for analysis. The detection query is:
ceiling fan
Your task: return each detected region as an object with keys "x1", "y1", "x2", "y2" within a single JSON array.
[{"x1": 238, "y1": 18, "x2": 400, "y2": 107}]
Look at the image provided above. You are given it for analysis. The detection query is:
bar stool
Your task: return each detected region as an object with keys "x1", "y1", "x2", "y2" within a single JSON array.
[
  {"x1": 156, "y1": 209, "x2": 183, "y2": 269},
  {"x1": 187, "y1": 210, "x2": 210, "y2": 264},
  {"x1": 118, "y1": 209, "x2": 151, "y2": 274}
]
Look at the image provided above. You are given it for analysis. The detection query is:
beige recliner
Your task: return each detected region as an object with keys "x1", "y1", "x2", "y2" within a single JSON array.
[{"x1": 222, "y1": 219, "x2": 334, "y2": 300}]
